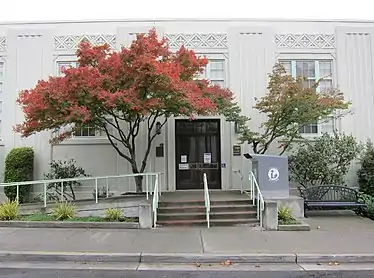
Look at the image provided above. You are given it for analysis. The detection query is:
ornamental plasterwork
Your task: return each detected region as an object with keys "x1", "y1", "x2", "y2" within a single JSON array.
[
  {"x1": 53, "y1": 33, "x2": 336, "y2": 50},
  {"x1": 54, "y1": 35, "x2": 116, "y2": 50},
  {"x1": 164, "y1": 33, "x2": 228, "y2": 49},
  {"x1": 275, "y1": 34, "x2": 335, "y2": 49},
  {"x1": 0, "y1": 37, "x2": 6, "y2": 52}
]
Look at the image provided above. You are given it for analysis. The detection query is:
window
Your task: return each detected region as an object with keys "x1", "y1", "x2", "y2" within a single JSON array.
[
  {"x1": 57, "y1": 61, "x2": 78, "y2": 76},
  {"x1": 279, "y1": 59, "x2": 334, "y2": 135},
  {"x1": 199, "y1": 59, "x2": 226, "y2": 87},
  {"x1": 73, "y1": 118, "x2": 114, "y2": 138},
  {"x1": 56, "y1": 60, "x2": 114, "y2": 139},
  {"x1": 0, "y1": 61, "x2": 3, "y2": 138}
]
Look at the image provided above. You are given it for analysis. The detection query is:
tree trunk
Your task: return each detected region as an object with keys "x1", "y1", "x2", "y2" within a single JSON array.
[{"x1": 135, "y1": 175, "x2": 143, "y2": 193}]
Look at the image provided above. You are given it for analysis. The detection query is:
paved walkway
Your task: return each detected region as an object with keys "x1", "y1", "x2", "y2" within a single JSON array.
[{"x1": 1, "y1": 212, "x2": 374, "y2": 254}]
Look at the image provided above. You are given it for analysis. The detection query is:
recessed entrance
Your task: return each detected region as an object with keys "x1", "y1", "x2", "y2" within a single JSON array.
[{"x1": 175, "y1": 119, "x2": 221, "y2": 190}]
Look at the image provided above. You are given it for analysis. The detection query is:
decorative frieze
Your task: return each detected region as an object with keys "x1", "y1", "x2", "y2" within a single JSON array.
[
  {"x1": 275, "y1": 34, "x2": 335, "y2": 49},
  {"x1": 164, "y1": 33, "x2": 228, "y2": 49},
  {"x1": 53, "y1": 33, "x2": 337, "y2": 51},
  {"x1": 0, "y1": 37, "x2": 6, "y2": 52},
  {"x1": 54, "y1": 35, "x2": 116, "y2": 50}
]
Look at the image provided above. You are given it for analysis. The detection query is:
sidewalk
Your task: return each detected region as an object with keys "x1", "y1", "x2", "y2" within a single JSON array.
[{"x1": 0, "y1": 212, "x2": 374, "y2": 255}]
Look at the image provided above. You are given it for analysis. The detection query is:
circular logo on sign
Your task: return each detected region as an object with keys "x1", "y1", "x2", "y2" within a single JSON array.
[{"x1": 268, "y1": 168, "x2": 280, "y2": 181}]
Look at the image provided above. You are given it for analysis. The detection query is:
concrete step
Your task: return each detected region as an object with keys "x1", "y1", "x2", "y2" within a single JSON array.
[
  {"x1": 157, "y1": 218, "x2": 259, "y2": 227},
  {"x1": 157, "y1": 211, "x2": 257, "y2": 221},
  {"x1": 159, "y1": 199, "x2": 250, "y2": 208},
  {"x1": 158, "y1": 204, "x2": 257, "y2": 214}
]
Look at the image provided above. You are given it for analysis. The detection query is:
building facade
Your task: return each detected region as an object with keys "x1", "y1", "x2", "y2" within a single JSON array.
[{"x1": 0, "y1": 18, "x2": 372, "y2": 197}]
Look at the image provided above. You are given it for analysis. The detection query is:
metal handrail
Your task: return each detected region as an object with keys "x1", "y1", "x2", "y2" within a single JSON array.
[
  {"x1": 203, "y1": 173, "x2": 211, "y2": 228},
  {"x1": 0, "y1": 172, "x2": 161, "y2": 207},
  {"x1": 152, "y1": 174, "x2": 161, "y2": 228},
  {"x1": 249, "y1": 171, "x2": 265, "y2": 228}
]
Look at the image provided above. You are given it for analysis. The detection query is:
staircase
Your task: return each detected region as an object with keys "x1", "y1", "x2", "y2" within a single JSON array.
[{"x1": 156, "y1": 191, "x2": 259, "y2": 227}]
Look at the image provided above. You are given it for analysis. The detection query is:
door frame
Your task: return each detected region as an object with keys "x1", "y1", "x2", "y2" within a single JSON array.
[{"x1": 174, "y1": 119, "x2": 222, "y2": 190}]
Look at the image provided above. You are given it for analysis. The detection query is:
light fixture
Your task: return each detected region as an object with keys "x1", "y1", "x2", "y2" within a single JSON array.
[
  {"x1": 155, "y1": 121, "x2": 162, "y2": 135},
  {"x1": 234, "y1": 122, "x2": 240, "y2": 134}
]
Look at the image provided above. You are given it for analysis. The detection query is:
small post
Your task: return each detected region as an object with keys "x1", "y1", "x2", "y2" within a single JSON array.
[
  {"x1": 16, "y1": 184, "x2": 19, "y2": 202},
  {"x1": 146, "y1": 174, "x2": 149, "y2": 200},
  {"x1": 257, "y1": 191, "x2": 260, "y2": 220},
  {"x1": 106, "y1": 179, "x2": 109, "y2": 198},
  {"x1": 158, "y1": 173, "x2": 162, "y2": 196},
  {"x1": 95, "y1": 178, "x2": 98, "y2": 204},
  {"x1": 44, "y1": 183, "x2": 47, "y2": 207},
  {"x1": 61, "y1": 182, "x2": 64, "y2": 202}
]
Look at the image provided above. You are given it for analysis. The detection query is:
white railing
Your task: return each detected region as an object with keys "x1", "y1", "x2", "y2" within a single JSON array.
[
  {"x1": 203, "y1": 173, "x2": 211, "y2": 228},
  {"x1": 249, "y1": 171, "x2": 265, "y2": 228},
  {"x1": 0, "y1": 172, "x2": 162, "y2": 207},
  {"x1": 152, "y1": 174, "x2": 161, "y2": 228}
]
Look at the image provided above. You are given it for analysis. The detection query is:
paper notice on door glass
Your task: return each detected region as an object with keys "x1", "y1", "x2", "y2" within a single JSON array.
[
  {"x1": 181, "y1": 155, "x2": 187, "y2": 163},
  {"x1": 203, "y1": 153, "x2": 212, "y2": 164},
  {"x1": 179, "y1": 163, "x2": 189, "y2": 170}
]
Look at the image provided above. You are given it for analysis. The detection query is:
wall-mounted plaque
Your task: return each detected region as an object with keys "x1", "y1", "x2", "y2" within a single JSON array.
[
  {"x1": 156, "y1": 143, "x2": 164, "y2": 157},
  {"x1": 233, "y1": 145, "x2": 241, "y2": 156}
]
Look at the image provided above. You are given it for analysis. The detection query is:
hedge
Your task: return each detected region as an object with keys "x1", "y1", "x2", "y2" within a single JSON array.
[{"x1": 4, "y1": 147, "x2": 34, "y2": 203}]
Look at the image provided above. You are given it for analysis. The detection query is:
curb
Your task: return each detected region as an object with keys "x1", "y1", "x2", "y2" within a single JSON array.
[
  {"x1": 0, "y1": 221, "x2": 139, "y2": 229},
  {"x1": 296, "y1": 254, "x2": 374, "y2": 264},
  {"x1": 0, "y1": 251, "x2": 141, "y2": 263},
  {"x1": 0, "y1": 251, "x2": 373, "y2": 264},
  {"x1": 140, "y1": 253, "x2": 296, "y2": 263}
]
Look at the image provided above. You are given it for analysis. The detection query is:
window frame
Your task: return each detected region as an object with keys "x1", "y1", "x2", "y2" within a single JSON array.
[
  {"x1": 0, "y1": 59, "x2": 4, "y2": 142},
  {"x1": 195, "y1": 53, "x2": 229, "y2": 88},
  {"x1": 277, "y1": 54, "x2": 337, "y2": 137},
  {"x1": 55, "y1": 56, "x2": 114, "y2": 145}
]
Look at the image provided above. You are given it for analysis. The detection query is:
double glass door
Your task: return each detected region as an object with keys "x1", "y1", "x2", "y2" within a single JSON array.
[{"x1": 175, "y1": 120, "x2": 221, "y2": 190}]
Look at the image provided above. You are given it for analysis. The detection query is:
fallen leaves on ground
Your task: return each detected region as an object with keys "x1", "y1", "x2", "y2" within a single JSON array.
[{"x1": 220, "y1": 260, "x2": 232, "y2": 266}]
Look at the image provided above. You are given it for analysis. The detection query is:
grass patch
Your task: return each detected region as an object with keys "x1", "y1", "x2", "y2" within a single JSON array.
[
  {"x1": 279, "y1": 218, "x2": 302, "y2": 225},
  {"x1": 18, "y1": 213, "x2": 138, "y2": 222}
]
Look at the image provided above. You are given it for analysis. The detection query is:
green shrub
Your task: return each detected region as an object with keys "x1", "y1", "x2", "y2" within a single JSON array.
[
  {"x1": 44, "y1": 159, "x2": 88, "y2": 201},
  {"x1": 289, "y1": 132, "x2": 360, "y2": 189},
  {"x1": 52, "y1": 202, "x2": 76, "y2": 220},
  {"x1": 278, "y1": 205, "x2": 294, "y2": 222},
  {"x1": 357, "y1": 141, "x2": 374, "y2": 196},
  {"x1": 4, "y1": 147, "x2": 34, "y2": 203},
  {"x1": 0, "y1": 200, "x2": 19, "y2": 220},
  {"x1": 357, "y1": 194, "x2": 374, "y2": 220},
  {"x1": 104, "y1": 208, "x2": 123, "y2": 221}
]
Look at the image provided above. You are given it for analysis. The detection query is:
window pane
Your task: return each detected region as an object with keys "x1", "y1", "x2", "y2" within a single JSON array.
[
  {"x1": 210, "y1": 80, "x2": 225, "y2": 87},
  {"x1": 89, "y1": 127, "x2": 96, "y2": 136},
  {"x1": 319, "y1": 79, "x2": 333, "y2": 92},
  {"x1": 0, "y1": 82, "x2": 2, "y2": 93},
  {"x1": 319, "y1": 61, "x2": 332, "y2": 77},
  {"x1": 210, "y1": 69, "x2": 224, "y2": 79},
  {"x1": 0, "y1": 63, "x2": 3, "y2": 78},
  {"x1": 209, "y1": 60, "x2": 224, "y2": 70},
  {"x1": 58, "y1": 61, "x2": 77, "y2": 76},
  {"x1": 302, "y1": 79, "x2": 316, "y2": 89},
  {"x1": 299, "y1": 122, "x2": 318, "y2": 134},
  {"x1": 280, "y1": 61, "x2": 292, "y2": 74},
  {"x1": 296, "y1": 61, "x2": 315, "y2": 78}
]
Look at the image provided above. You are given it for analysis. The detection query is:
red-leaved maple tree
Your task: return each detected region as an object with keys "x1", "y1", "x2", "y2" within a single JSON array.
[{"x1": 16, "y1": 29, "x2": 243, "y2": 192}]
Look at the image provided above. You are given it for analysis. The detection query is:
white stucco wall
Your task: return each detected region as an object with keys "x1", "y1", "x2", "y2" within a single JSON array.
[{"x1": 0, "y1": 19, "x2": 373, "y2": 196}]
